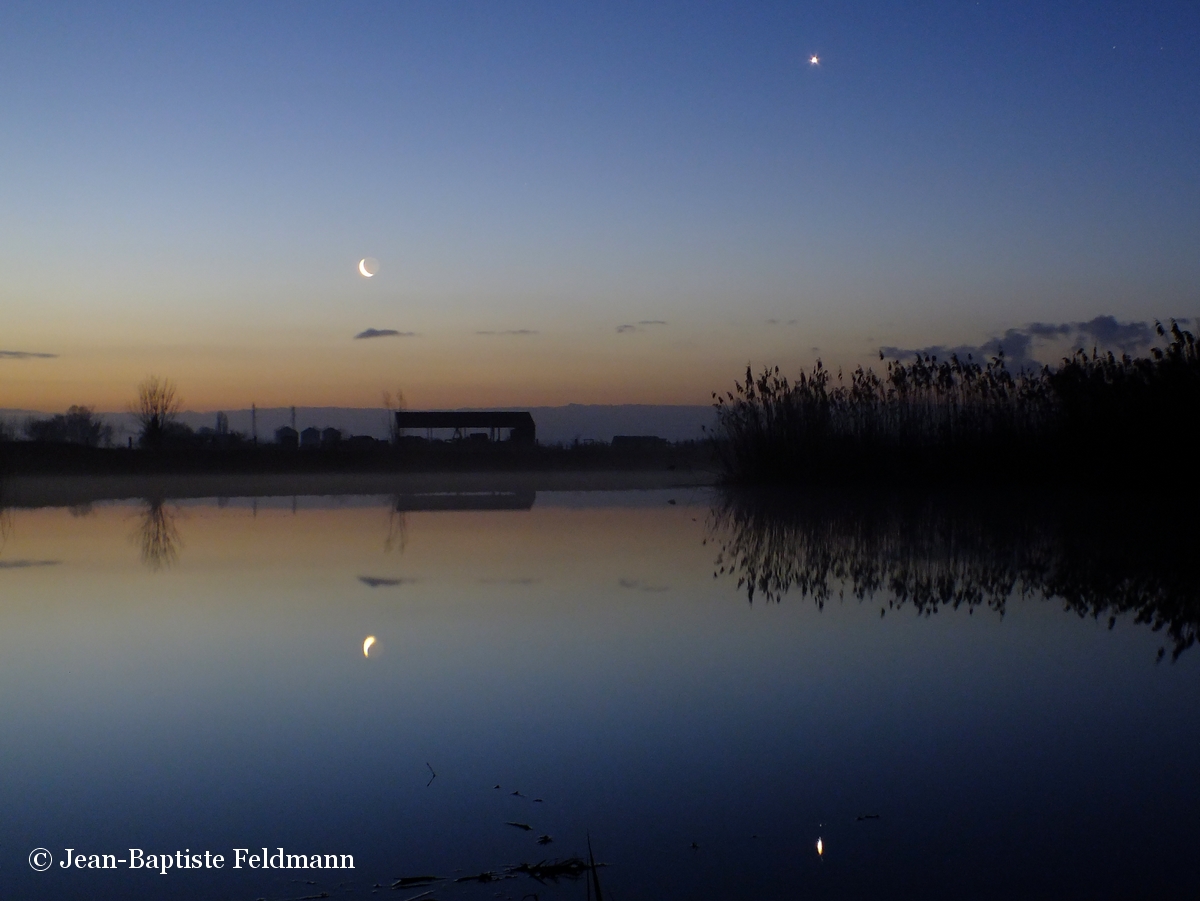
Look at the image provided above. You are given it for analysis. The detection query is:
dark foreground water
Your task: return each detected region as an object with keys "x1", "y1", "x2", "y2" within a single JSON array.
[{"x1": 1, "y1": 489, "x2": 1197, "y2": 900}]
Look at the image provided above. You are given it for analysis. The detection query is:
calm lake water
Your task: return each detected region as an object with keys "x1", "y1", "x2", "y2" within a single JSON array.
[{"x1": 1, "y1": 488, "x2": 1197, "y2": 900}]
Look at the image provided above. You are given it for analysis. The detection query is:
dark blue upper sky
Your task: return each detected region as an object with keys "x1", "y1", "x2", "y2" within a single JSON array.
[{"x1": 1, "y1": 1, "x2": 1197, "y2": 408}]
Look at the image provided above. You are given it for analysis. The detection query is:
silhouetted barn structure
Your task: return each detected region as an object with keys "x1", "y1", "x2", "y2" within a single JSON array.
[{"x1": 394, "y1": 411, "x2": 536, "y2": 445}]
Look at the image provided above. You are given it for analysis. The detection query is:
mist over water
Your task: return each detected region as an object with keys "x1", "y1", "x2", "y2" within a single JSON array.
[{"x1": 1, "y1": 489, "x2": 1196, "y2": 899}]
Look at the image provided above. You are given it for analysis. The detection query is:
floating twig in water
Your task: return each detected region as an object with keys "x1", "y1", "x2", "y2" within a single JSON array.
[
  {"x1": 507, "y1": 857, "x2": 599, "y2": 883},
  {"x1": 506, "y1": 821, "x2": 533, "y2": 831},
  {"x1": 391, "y1": 875, "x2": 442, "y2": 889},
  {"x1": 537, "y1": 834, "x2": 553, "y2": 845},
  {"x1": 856, "y1": 814, "x2": 881, "y2": 821},
  {"x1": 394, "y1": 891, "x2": 436, "y2": 901},
  {"x1": 455, "y1": 871, "x2": 511, "y2": 883},
  {"x1": 426, "y1": 762, "x2": 436, "y2": 786}
]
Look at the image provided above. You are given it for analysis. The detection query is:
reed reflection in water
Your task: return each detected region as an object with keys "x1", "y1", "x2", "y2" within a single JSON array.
[{"x1": 709, "y1": 489, "x2": 1200, "y2": 660}]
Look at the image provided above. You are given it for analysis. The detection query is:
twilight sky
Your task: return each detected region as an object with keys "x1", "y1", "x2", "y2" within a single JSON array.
[{"x1": 1, "y1": 1, "x2": 1197, "y2": 411}]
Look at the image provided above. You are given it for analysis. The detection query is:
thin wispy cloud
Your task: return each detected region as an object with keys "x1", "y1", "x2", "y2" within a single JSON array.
[
  {"x1": 880, "y1": 316, "x2": 1187, "y2": 369},
  {"x1": 616, "y1": 320, "x2": 668, "y2": 334},
  {"x1": 358, "y1": 575, "x2": 418, "y2": 587},
  {"x1": 475, "y1": 329, "x2": 539, "y2": 336},
  {"x1": 0, "y1": 350, "x2": 57, "y2": 359},
  {"x1": 354, "y1": 328, "x2": 417, "y2": 340}
]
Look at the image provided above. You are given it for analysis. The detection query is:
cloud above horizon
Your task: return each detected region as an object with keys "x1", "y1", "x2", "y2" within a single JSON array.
[
  {"x1": 0, "y1": 350, "x2": 57, "y2": 359},
  {"x1": 616, "y1": 320, "x2": 668, "y2": 333},
  {"x1": 880, "y1": 316, "x2": 1189, "y2": 368},
  {"x1": 354, "y1": 328, "x2": 416, "y2": 340},
  {"x1": 475, "y1": 329, "x2": 538, "y2": 336}
]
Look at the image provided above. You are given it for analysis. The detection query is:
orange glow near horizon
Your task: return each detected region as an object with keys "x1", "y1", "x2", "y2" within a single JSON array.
[{"x1": 0, "y1": 327, "x2": 874, "y2": 413}]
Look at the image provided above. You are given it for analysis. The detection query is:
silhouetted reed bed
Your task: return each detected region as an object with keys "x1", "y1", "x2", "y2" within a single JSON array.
[
  {"x1": 713, "y1": 320, "x2": 1199, "y2": 485},
  {"x1": 709, "y1": 488, "x2": 1200, "y2": 660}
]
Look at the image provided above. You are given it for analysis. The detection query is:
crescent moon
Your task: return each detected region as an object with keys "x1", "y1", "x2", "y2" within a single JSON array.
[
  {"x1": 359, "y1": 259, "x2": 373, "y2": 277},
  {"x1": 363, "y1": 636, "x2": 376, "y2": 657}
]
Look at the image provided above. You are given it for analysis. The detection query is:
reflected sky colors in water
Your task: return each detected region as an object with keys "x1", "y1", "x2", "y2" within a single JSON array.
[{"x1": 1, "y1": 490, "x2": 1197, "y2": 899}]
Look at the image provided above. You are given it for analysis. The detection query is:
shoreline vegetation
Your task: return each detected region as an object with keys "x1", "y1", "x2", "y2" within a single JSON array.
[
  {"x1": 0, "y1": 470, "x2": 716, "y2": 508},
  {"x1": 712, "y1": 319, "x2": 1198, "y2": 486},
  {"x1": 0, "y1": 374, "x2": 717, "y2": 482},
  {"x1": 3, "y1": 321, "x2": 1195, "y2": 491}
]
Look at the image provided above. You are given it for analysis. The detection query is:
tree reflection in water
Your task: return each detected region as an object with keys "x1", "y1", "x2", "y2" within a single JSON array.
[
  {"x1": 134, "y1": 498, "x2": 183, "y2": 571},
  {"x1": 384, "y1": 499, "x2": 408, "y2": 554},
  {"x1": 0, "y1": 506, "x2": 11, "y2": 556},
  {"x1": 0, "y1": 481, "x2": 11, "y2": 554},
  {"x1": 709, "y1": 489, "x2": 1200, "y2": 660}
]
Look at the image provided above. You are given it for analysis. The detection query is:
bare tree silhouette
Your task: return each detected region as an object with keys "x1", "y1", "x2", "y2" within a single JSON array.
[{"x1": 131, "y1": 376, "x2": 181, "y2": 448}]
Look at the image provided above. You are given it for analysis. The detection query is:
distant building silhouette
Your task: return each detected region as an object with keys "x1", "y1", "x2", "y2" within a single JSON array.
[
  {"x1": 321, "y1": 427, "x2": 342, "y2": 447},
  {"x1": 275, "y1": 425, "x2": 299, "y2": 448},
  {"x1": 300, "y1": 426, "x2": 321, "y2": 448},
  {"x1": 394, "y1": 411, "x2": 536, "y2": 445}
]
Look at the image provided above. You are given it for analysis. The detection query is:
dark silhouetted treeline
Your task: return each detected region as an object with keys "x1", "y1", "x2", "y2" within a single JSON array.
[
  {"x1": 713, "y1": 320, "x2": 1199, "y2": 485},
  {"x1": 22, "y1": 406, "x2": 113, "y2": 447},
  {"x1": 0, "y1": 434, "x2": 709, "y2": 476}
]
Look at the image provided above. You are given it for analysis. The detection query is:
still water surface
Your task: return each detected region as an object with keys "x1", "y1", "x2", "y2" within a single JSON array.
[{"x1": 1, "y1": 489, "x2": 1196, "y2": 899}]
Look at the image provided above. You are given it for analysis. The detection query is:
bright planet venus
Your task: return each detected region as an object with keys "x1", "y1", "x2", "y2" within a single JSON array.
[{"x1": 358, "y1": 257, "x2": 379, "y2": 277}]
